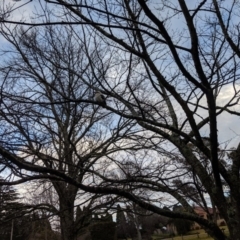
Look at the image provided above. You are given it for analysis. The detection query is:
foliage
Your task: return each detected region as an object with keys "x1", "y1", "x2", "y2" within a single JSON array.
[
  {"x1": 116, "y1": 205, "x2": 128, "y2": 239},
  {"x1": 0, "y1": 181, "x2": 58, "y2": 240},
  {"x1": 170, "y1": 206, "x2": 193, "y2": 235},
  {"x1": 0, "y1": 182, "x2": 27, "y2": 240},
  {"x1": 89, "y1": 221, "x2": 116, "y2": 240},
  {"x1": 172, "y1": 218, "x2": 193, "y2": 235}
]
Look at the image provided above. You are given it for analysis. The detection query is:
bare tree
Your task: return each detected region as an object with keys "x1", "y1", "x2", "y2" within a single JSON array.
[
  {"x1": 0, "y1": 23, "x2": 141, "y2": 240},
  {"x1": 1, "y1": 1, "x2": 240, "y2": 240}
]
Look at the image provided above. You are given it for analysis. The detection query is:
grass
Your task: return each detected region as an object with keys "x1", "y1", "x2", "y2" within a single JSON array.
[
  {"x1": 152, "y1": 228, "x2": 229, "y2": 240},
  {"x1": 122, "y1": 228, "x2": 229, "y2": 240}
]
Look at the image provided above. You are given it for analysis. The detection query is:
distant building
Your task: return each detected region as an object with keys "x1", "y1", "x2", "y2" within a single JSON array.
[
  {"x1": 167, "y1": 206, "x2": 226, "y2": 234},
  {"x1": 192, "y1": 206, "x2": 226, "y2": 230}
]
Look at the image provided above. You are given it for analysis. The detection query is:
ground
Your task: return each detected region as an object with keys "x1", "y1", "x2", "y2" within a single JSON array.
[{"x1": 151, "y1": 228, "x2": 229, "y2": 240}]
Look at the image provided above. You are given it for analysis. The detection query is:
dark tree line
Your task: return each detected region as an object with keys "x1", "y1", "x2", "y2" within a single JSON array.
[
  {"x1": 0, "y1": 178, "x2": 59, "y2": 240},
  {"x1": 116, "y1": 204, "x2": 168, "y2": 240}
]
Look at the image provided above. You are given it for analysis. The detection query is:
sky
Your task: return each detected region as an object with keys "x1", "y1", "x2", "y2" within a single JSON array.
[
  {"x1": 0, "y1": 3, "x2": 238, "y2": 224},
  {"x1": 1, "y1": 1, "x2": 239, "y2": 134},
  {"x1": 1, "y1": 1, "x2": 239, "y2": 147},
  {"x1": 1, "y1": 0, "x2": 240, "y2": 201}
]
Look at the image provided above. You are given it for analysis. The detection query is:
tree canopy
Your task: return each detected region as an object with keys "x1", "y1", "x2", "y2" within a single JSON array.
[{"x1": 1, "y1": 1, "x2": 240, "y2": 240}]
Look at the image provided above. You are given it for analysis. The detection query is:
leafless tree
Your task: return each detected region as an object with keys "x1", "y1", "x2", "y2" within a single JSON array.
[
  {"x1": 1, "y1": 1, "x2": 240, "y2": 240},
  {"x1": 0, "y1": 23, "x2": 144, "y2": 240}
]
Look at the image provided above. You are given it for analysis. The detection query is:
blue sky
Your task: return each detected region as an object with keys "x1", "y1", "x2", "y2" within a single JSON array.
[
  {"x1": 1, "y1": 0, "x2": 240, "y2": 150},
  {"x1": 0, "y1": 0, "x2": 239, "y2": 214}
]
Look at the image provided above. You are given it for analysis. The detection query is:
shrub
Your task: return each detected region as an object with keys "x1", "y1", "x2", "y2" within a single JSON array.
[{"x1": 89, "y1": 221, "x2": 116, "y2": 240}]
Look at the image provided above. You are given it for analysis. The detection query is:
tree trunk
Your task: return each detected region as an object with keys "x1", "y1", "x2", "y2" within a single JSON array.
[
  {"x1": 53, "y1": 181, "x2": 79, "y2": 240},
  {"x1": 59, "y1": 199, "x2": 76, "y2": 240},
  {"x1": 136, "y1": 227, "x2": 142, "y2": 240},
  {"x1": 226, "y1": 200, "x2": 240, "y2": 240}
]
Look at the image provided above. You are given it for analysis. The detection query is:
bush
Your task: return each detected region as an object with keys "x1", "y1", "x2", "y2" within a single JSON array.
[{"x1": 89, "y1": 221, "x2": 116, "y2": 240}]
